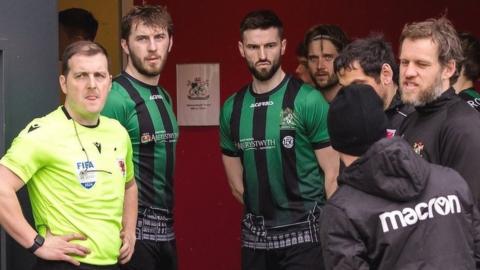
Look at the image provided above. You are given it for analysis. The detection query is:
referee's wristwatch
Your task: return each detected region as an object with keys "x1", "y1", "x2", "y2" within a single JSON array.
[{"x1": 27, "y1": 234, "x2": 45, "y2": 253}]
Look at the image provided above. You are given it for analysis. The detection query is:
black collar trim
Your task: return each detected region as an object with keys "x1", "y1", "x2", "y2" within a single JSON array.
[
  {"x1": 248, "y1": 74, "x2": 290, "y2": 98},
  {"x1": 121, "y1": 71, "x2": 158, "y2": 90},
  {"x1": 61, "y1": 106, "x2": 100, "y2": 128}
]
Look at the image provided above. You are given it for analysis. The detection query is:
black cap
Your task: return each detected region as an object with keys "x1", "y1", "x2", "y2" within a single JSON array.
[{"x1": 328, "y1": 84, "x2": 388, "y2": 156}]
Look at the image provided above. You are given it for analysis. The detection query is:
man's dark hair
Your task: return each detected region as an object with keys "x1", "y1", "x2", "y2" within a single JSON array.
[
  {"x1": 304, "y1": 24, "x2": 349, "y2": 52},
  {"x1": 121, "y1": 5, "x2": 174, "y2": 40},
  {"x1": 62, "y1": 41, "x2": 109, "y2": 75},
  {"x1": 296, "y1": 41, "x2": 308, "y2": 58},
  {"x1": 239, "y1": 10, "x2": 283, "y2": 40},
  {"x1": 458, "y1": 32, "x2": 480, "y2": 82},
  {"x1": 59, "y1": 8, "x2": 98, "y2": 41},
  {"x1": 334, "y1": 35, "x2": 399, "y2": 85}
]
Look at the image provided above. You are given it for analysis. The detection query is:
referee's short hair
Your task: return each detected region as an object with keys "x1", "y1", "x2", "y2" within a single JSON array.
[{"x1": 62, "y1": 41, "x2": 109, "y2": 76}]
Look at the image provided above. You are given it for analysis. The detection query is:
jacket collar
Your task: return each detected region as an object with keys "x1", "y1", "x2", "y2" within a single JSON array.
[{"x1": 416, "y1": 88, "x2": 456, "y2": 114}]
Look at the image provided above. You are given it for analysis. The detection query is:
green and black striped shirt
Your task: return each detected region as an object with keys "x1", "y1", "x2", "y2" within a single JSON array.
[
  {"x1": 459, "y1": 87, "x2": 480, "y2": 112},
  {"x1": 102, "y1": 72, "x2": 179, "y2": 212},
  {"x1": 220, "y1": 75, "x2": 330, "y2": 227}
]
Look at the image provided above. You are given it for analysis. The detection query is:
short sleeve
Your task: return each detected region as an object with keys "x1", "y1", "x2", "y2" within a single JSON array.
[
  {"x1": 0, "y1": 122, "x2": 46, "y2": 183},
  {"x1": 102, "y1": 83, "x2": 131, "y2": 127},
  {"x1": 123, "y1": 130, "x2": 135, "y2": 183},
  {"x1": 219, "y1": 95, "x2": 240, "y2": 157},
  {"x1": 299, "y1": 87, "x2": 330, "y2": 149}
]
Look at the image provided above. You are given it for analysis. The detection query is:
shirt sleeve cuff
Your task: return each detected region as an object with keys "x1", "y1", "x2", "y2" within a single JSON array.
[
  {"x1": 312, "y1": 140, "x2": 331, "y2": 150},
  {"x1": 221, "y1": 148, "x2": 241, "y2": 157}
]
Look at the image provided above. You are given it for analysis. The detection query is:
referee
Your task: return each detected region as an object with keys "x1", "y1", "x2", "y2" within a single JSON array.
[{"x1": 0, "y1": 41, "x2": 137, "y2": 270}]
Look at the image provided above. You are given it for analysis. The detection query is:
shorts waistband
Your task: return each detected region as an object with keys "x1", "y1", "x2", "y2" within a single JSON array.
[
  {"x1": 241, "y1": 204, "x2": 322, "y2": 250},
  {"x1": 136, "y1": 206, "x2": 175, "y2": 241}
]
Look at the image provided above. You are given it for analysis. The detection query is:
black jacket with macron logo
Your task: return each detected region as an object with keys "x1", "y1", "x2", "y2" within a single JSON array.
[{"x1": 320, "y1": 137, "x2": 480, "y2": 270}]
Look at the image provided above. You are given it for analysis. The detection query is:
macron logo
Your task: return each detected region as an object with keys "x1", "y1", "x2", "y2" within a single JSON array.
[{"x1": 379, "y1": 195, "x2": 461, "y2": 233}]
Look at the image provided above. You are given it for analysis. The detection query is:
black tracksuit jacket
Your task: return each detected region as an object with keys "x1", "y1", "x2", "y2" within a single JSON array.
[
  {"x1": 385, "y1": 91, "x2": 414, "y2": 134},
  {"x1": 320, "y1": 137, "x2": 480, "y2": 270},
  {"x1": 399, "y1": 88, "x2": 480, "y2": 207}
]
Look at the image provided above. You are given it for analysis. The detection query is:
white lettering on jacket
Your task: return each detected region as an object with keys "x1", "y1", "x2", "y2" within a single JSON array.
[{"x1": 379, "y1": 195, "x2": 461, "y2": 233}]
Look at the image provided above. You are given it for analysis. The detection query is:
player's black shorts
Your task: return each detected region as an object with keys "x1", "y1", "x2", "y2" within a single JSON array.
[
  {"x1": 119, "y1": 239, "x2": 177, "y2": 270},
  {"x1": 242, "y1": 242, "x2": 324, "y2": 270}
]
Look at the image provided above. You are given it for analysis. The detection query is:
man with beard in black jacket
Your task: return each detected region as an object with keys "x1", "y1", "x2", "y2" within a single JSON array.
[
  {"x1": 398, "y1": 17, "x2": 480, "y2": 207},
  {"x1": 320, "y1": 84, "x2": 480, "y2": 270}
]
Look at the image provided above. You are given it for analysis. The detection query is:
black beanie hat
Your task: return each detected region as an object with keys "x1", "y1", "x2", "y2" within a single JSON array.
[{"x1": 328, "y1": 84, "x2": 388, "y2": 156}]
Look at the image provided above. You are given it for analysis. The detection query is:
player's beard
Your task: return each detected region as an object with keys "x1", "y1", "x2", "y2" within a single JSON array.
[
  {"x1": 247, "y1": 58, "x2": 281, "y2": 82},
  {"x1": 401, "y1": 71, "x2": 443, "y2": 107},
  {"x1": 128, "y1": 47, "x2": 165, "y2": 77},
  {"x1": 314, "y1": 72, "x2": 338, "y2": 91}
]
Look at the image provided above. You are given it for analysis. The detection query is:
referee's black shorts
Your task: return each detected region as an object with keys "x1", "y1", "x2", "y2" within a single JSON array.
[{"x1": 33, "y1": 259, "x2": 119, "y2": 270}]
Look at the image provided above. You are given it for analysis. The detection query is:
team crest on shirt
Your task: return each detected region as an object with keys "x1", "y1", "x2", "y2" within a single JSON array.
[
  {"x1": 75, "y1": 160, "x2": 97, "y2": 189},
  {"x1": 117, "y1": 158, "x2": 126, "y2": 177},
  {"x1": 280, "y1": 108, "x2": 297, "y2": 130},
  {"x1": 282, "y1": 136, "x2": 295, "y2": 149},
  {"x1": 413, "y1": 142, "x2": 425, "y2": 157}
]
